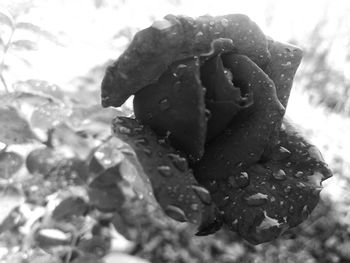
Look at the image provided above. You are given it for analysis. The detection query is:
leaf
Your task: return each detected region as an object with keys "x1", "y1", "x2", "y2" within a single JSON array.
[
  {"x1": 51, "y1": 123, "x2": 95, "y2": 160},
  {"x1": 0, "y1": 37, "x2": 5, "y2": 49},
  {"x1": 0, "y1": 106, "x2": 38, "y2": 145},
  {"x1": 13, "y1": 79, "x2": 65, "y2": 102},
  {"x1": 10, "y1": 39, "x2": 38, "y2": 51},
  {"x1": 0, "y1": 151, "x2": 23, "y2": 179},
  {"x1": 88, "y1": 165, "x2": 128, "y2": 212},
  {"x1": 15, "y1": 22, "x2": 64, "y2": 46},
  {"x1": 26, "y1": 147, "x2": 64, "y2": 175},
  {"x1": 30, "y1": 102, "x2": 71, "y2": 132},
  {"x1": 0, "y1": 185, "x2": 24, "y2": 230},
  {"x1": 0, "y1": 9, "x2": 14, "y2": 29},
  {"x1": 51, "y1": 196, "x2": 89, "y2": 221}
]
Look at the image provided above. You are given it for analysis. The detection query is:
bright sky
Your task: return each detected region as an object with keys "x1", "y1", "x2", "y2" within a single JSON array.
[{"x1": 1, "y1": 0, "x2": 349, "y2": 89}]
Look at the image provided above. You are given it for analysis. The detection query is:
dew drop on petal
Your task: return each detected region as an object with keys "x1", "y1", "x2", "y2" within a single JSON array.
[
  {"x1": 301, "y1": 205, "x2": 309, "y2": 220},
  {"x1": 235, "y1": 171, "x2": 250, "y2": 188},
  {"x1": 159, "y1": 98, "x2": 171, "y2": 111},
  {"x1": 157, "y1": 165, "x2": 172, "y2": 177},
  {"x1": 191, "y1": 185, "x2": 211, "y2": 205},
  {"x1": 284, "y1": 185, "x2": 292, "y2": 194},
  {"x1": 272, "y1": 146, "x2": 291, "y2": 161},
  {"x1": 272, "y1": 169, "x2": 287, "y2": 181},
  {"x1": 244, "y1": 193, "x2": 268, "y2": 206},
  {"x1": 135, "y1": 137, "x2": 149, "y2": 146},
  {"x1": 167, "y1": 153, "x2": 187, "y2": 172},
  {"x1": 191, "y1": 203, "x2": 199, "y2": 211},
  {"x1": 294, "y1": 171, "x2": 304, "y2": 178},
  {"x1": 165, "y1": 205, "x2": 187, "y2": 222}
]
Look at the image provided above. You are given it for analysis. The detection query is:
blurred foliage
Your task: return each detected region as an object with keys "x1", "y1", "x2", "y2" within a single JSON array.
[
  {"x1": 0, "y1": 0, "x2": 349, "y2": 262},
  {"x1": 293, "y1": 13, "x2": 350, "y2": 115}
]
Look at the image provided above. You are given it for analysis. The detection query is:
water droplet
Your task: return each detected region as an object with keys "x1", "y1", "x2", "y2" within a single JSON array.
[
  {"x1": 209, "y1": 180, "x2": 219, "y2": 192},
  {"x1": 142, "y1": 148, "x2": 152, "y2": 156},
  {"x1": 159, "y1": 98, "x2": 171, "y2": 111},
  {"x1": 135, "y1": 137, "x2": 148, "y2": 146},
  {"x1": 118, "y1": 126, "x2": 132, "y2": 135},
  {"x1": 164, "y1": 205, "x2": 187, "y2": 222},
  {"x1": 289, "y1": 206, "x2": 295, "y2": 213},
  {"x1": 157, "y1": 165, "x2": 172, "y2": 177},
  {"x1": 301, "y1": 205, "x2": 309, "y2": 220},
  {"x1": 297, "y1": 182, "x2": 305, "y2": 188},
  {"x1": 244, "y1": 193, "x2": 268, "y2": 206},
  {"x1": 191, "y1": 203, "x2": 199, "y2": 211},
  {"x1": 205, "y1": 109, "x2": 212, "y2": 121},
  {"x1": 221, "y1": 18, "x2": 229, "y2": 27},
  {"x1": 235, "y1": 172, "x2": 250, "y2": 188},
  {"x1": 272, "y1": 146, "x2": 291, "y2": 161},
  {"x1": 272, "y1": 169, "x2": 287, "y2": 180},
  {"x1": 284, "y1": 185, "x2": 292, "y2": 194},
  {"x1": 294, "y1": 171, "x2": 304, "y2": 178},
  {"x1": 167, "y1": 153, "x2": 187, "y2": 172},
  {"x1": 196, "y1": 31, "x2": 204, "y2": 38},
  {"x1": 191, "y1": 185, "x2": 211, "y2": 205}
]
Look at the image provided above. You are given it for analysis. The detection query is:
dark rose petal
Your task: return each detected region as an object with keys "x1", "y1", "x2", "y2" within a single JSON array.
[
  {"x1": 101, "y1": 14, "x2": 269, "y2": 107},
  {"x1": 264, "y1": 40, "x2": 303, "y2": 108},
  {"x1": 133, "y1": 58, "x2": 207, "y2": 160},
  {"x1": 200, "y1": 54, "x2": 245, "y2": 141},
  {"x1": 201, "y1": 119, "x2": 331, "y2": 244},
  {"x1": 194, "y1": 54, "x2": 285, "y2": 183},
  {"x1": 112, "y1": 117, "x2": 221, "y2": 228}
]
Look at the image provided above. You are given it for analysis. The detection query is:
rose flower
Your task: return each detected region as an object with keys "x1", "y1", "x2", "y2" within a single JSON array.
[{"x1": 100, "y1": 14, "x2": 332, "y2": 244}]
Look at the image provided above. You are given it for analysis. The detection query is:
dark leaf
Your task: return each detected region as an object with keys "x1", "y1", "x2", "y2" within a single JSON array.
[
  {"x1": 88, "y1": 165, "x2": 127, "y2": 212},
  {"x1": 26, "y1": 147, "x2": 63, "y2": 175},
  {"x1": 0, "y1": 151, "x2": 23, "y2": 178},
  {"x1": 0, "y1": 106, "x2": 38, "y2": 145},
  {"x1": 52, "y1": 196, "x2": 89, "y2": 221},
  {"x1": 77, "y1": 236, "x2": 111, "y2": 257}
]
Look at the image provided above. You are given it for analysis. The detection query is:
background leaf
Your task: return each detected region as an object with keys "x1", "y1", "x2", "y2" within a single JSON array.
[
  {"x1": 11, "y1": 39, "x2": 38, "y2": 51},
  {"x1": 15, "y1": 22, "x2": 64, "y2": 46},
  {"x1": 0, "y1": 106, "x2": 38, "y2": 145},
  {"x1": 0, "y1": 9, "x2": 14, "y2": 29}
]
